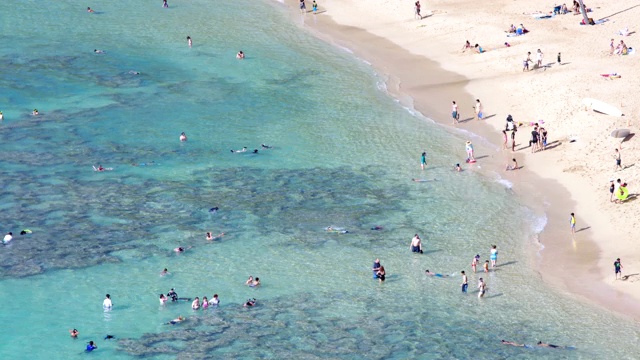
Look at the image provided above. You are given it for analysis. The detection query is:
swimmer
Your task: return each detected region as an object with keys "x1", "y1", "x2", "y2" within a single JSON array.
[
  {"x1": 244, "y1": 298, "x2": 256, "y2": 307},
  {"x1": 371, "y1": 226, "x2": 384, "y2": 231},
  {"x1": 163, "y1": 0, "x2": 169, "y2": 8},
  {"x1": 69, "y1": 329, "x2": 79, "y2": 338},
  {"x1": 86, "y1": 341, "x2": 98, "y2": 352},
  {"x1": 160, "y1": 268, "x2": 170, "y2": 276},
  {"x1": 173, "y1": 246, "x2": 190, "y2": 253},
  {"x1": 245, "y1": 276, "x2": 254, "y2": 285},
  {"x1": 501, "y1": 340, "x2": 525, "y2": 347},
  {"x1": 325, "y1": 226, "x2": 348, "y2": 234},
  {"x1": 209, "y1": 207, "x2": 219, "y2": 213},
  {"x1": 454, "y1": 163, "x2": 462, "y2": 172},
  {"x1": 159, "y1": 294, "x2": 167, "y2": 304},
  {"x1": 32, "y1": 109, "x2": 39, "y2": 115},
  {"x1": 411, "y1": 179, "x2": 429, "y2": 182},
  {"x1": 252, "y1": 149, "x2": 259, "y2": 154},
  {"x1": 104, "y1": 335, "x2": 115, "y2": 340},
  {"x1": 20, "y1": 229, "x2": 32, "y2": 235},
  {"x1": 187, "y1": 36, "x2": 192, "y2": 48},
  {"x1": 167, "y1": 288, "x2": 178, "y2": 302},
  {"x1": 425, "y1": 270, "x2": 449, "y2": 278},
  {"x1": 236, "y1": 51, "x2": 245, "y2": 59},
  {"x1": 191, "y1": 297, "x2": 200, "y2": 310},
  {"x1": 537, "y1": 341, "x2": 563, "y2": 349},
  {"x1": 128, "y1": 70, "x2": 140, "y2": 75},
  {"x1": 0, "y1": 111, "x2": 3, "y2": 120},
  {"x1": 206, "y1": 232, "x2": 224, "y2": 241},
  {"x1": 3, "y1": 232, "x2": 13, "y2": 244},
  {"x1": 209, "y1": 294, "x2": 220, "y2": 305},
  {"x1": 250, "y1": 277, "x2": 261, "y2": 287},
  {"x1": 261, "y1": 144, "x2": 272, "y2": 149},
  {"x1": 87, "y1": 7, "x2": 95, "y2": 13},
  {"x1": 231, "y1": 147, "x2": 247, "y2": 153},
  {"x1": 103, "y1": 294, "x2": 112, "y2": 309},
  {"x1": 93, "y1": 49, "x2": 105, "y2": 54},
  {"x1": 166, "y1": 315, "x2": 185, "y2": 325},
  {"x1": 180, "y1": 132, "x2": 187, "y2": 142}
]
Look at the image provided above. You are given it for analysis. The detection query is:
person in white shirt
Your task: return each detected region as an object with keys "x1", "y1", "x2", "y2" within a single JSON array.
[
  {"x1": 103, "y1": 294, "x2": 113, "y2": 309},
  {"x1": 3, "y1": 232, "x2": 13, "y2": 244}
]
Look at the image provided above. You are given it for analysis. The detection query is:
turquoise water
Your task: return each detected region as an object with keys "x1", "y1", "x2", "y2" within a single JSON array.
[{"x1": 1, "y1": 0, "x2": 639, "y2": 358}]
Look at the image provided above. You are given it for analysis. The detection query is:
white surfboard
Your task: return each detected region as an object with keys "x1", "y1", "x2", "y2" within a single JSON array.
[{"x1": 583, "y1": 98, "x2": 623, "y2": 117}]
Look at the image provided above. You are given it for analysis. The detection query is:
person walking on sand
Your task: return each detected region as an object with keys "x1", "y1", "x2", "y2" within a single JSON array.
[
  {"x1": 614, "y1": 148, "x2": 622, "y2": 171},
  {"x1": 474, "y1": 99, "x2": 483, "y2": 120},
  {"x1": 614, "y1": 258, "x2": 623, "y2": 280},
  {"x1": 472, "y1": 254, "x2": 480, "y2": 273},
  {"x1": 609, "y1": 38, "x2": 615, "y2": 55},
  {"x1": 461, "y1": 271, "x2": 468, "y2": 293},
  {"x1": 452, "y1": 101, "x2": 459, "y2": 124},
  {"x1": 523, "y1": 52, "x2": 532, "y2": 72},
  {"x1": 609, "y1": 180, "x2": 616, "y2": 202},
  {"x1": 414, "y1": 1, "x2": 421, "y2": 19},
  {"x1": 477, "y1": 278, "x2": 486, "y2": 298},
  {"x1": 187, "y1": 36, "x2": 192, "y2": 48},
  {"x1": 569, "y1": 213, "x2": 576, "y2": 235},
  {"x1": 420, "y1": 151, "x2": 427, "y2": 170},
  {"x1": 511, "y1": 129, "x2": 517, "y2": 152},
  {"x1": 490, "y1": 245, "x2": 498, "y2": 268},
  {"x1": 299, "y1": 0, "x2": 306, "y2": 12},
  {"x1": 536, "y1": 49, "x2": 544, "y2": 68},
  {"x1": 312, "y1": 0, "x2": 317, "y2": 14}
]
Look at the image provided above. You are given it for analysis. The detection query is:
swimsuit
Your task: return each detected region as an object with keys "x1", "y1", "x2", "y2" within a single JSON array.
[{"x1": 411, "y1": 245, "x2": 421, "y2": 253}]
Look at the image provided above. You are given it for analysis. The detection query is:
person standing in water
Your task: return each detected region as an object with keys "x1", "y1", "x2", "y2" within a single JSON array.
[
  {"x1": 372, "y1": 258, "x2": 381, "y2": 279},
  {"x1": 483, "y1": 260, "x2": 489, "y2": 273},
  {"x1": 471, "y1": 254, "x2": 480, "y2": 273},
  {"x1": 490, "y1": 245, "x2": 498, "y2": 268},
  {"x1": 187, "y1": 36, "x2": 192, "y2": 48},
  {"x1": 377, "y1": 265, "x2": 386, "y2": 282},
  {"x1": 477, "y1": 278, "x2": 486, "y2": 298},
  {"x1": 461, "y1": 271, "x2": 468, "y2": 293},
  {"x1": 474, "y1": 99, "x2": 483, "y2": 120},
  {"x1": 103, "y1": 294, "x2": 112, "y2": 310},
  {"x1": 69, "y1": 329, "x2": 79, "y2": 338},
  {"x1": 465, "y1": 141, "x2": 475, "y2": 161},
  {"x1": 180, "y1": 132, "x2": 187, "y2": 142},
  {"x1": 410, "y1": 234, "x2": 423, "y2": 254},
  {"x1": 420, "y1": 151, "x2": 427, "y2": 170}
]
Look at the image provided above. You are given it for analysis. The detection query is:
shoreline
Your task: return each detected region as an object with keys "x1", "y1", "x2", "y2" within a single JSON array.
[{"x1": 280, "y1": 0, "x2": 640, "y2": 320}]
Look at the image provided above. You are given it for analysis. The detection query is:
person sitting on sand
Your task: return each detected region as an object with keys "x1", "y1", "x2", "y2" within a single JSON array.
[
  {"x1": 506, "y1": 158, "x2": 518, "y2": 170},
  {"x1": 618, "y1": 27, "x2": 630, "y2": 36},
  {"x1": 560, "y1": 3, "x2": 568, "y2": 14},
  {"x1": 461, "y1": 40, "x2": 472, "y2": 52},
  {"x1": 236, "y1": 51, "x2": 245, "y2": 59},
  {"x1": 474, "y1": 44, "x2": 485, "y2": 53},
  {"x1": 507, "y1": 24, "x2": 516, "y2": 33}
]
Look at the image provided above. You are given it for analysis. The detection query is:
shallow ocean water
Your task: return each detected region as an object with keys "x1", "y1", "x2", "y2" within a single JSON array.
[{"x1": 1, "y1": 0, "x2": 639, "y2": 359}]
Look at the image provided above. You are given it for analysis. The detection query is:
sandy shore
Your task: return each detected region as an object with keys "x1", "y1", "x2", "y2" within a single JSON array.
[{"x1": 281, "y1": 0, "x2": 640, "y2": 319}]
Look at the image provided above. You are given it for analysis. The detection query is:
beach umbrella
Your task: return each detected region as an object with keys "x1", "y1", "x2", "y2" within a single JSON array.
[{"x1": 610, "y1": 129, "x2": 630, "y2": 138}]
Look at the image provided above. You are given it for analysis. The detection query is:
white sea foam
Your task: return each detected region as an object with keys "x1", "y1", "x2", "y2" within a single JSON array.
[{"x1": 497, "y1": 178, "x2": 513, "y2": 189}]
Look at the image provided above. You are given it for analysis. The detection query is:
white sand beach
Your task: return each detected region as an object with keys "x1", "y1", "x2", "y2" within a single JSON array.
[{"x1": 289, "y1": 0, "x2": 640, "y2": 318}]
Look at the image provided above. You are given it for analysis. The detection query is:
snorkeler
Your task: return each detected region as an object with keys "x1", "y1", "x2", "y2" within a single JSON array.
[
  {"x1": 261, "y1": 144, "x2": 272, "y2": 149},
  {"x1": 425, "y1": 270, "x2": 450, "y2": 278},
  {"x1": 325, "y1": 226, "x2": 348, "y2": 234},
  {"x1": 371, "y1": 226, "x2": 384, "y2": 231},
  {"x1": 104, "y1": 335, "x2": 115, "y2": 340},
  {"x1": 93, "y1": 49, "x2": 104, "y2": 54},
  {"x1": 209, "y1": 207, "x2": 219, "y2": 213},
  {"x1": 165, "y1": 315, "x2": 185, "y2": 325}
]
